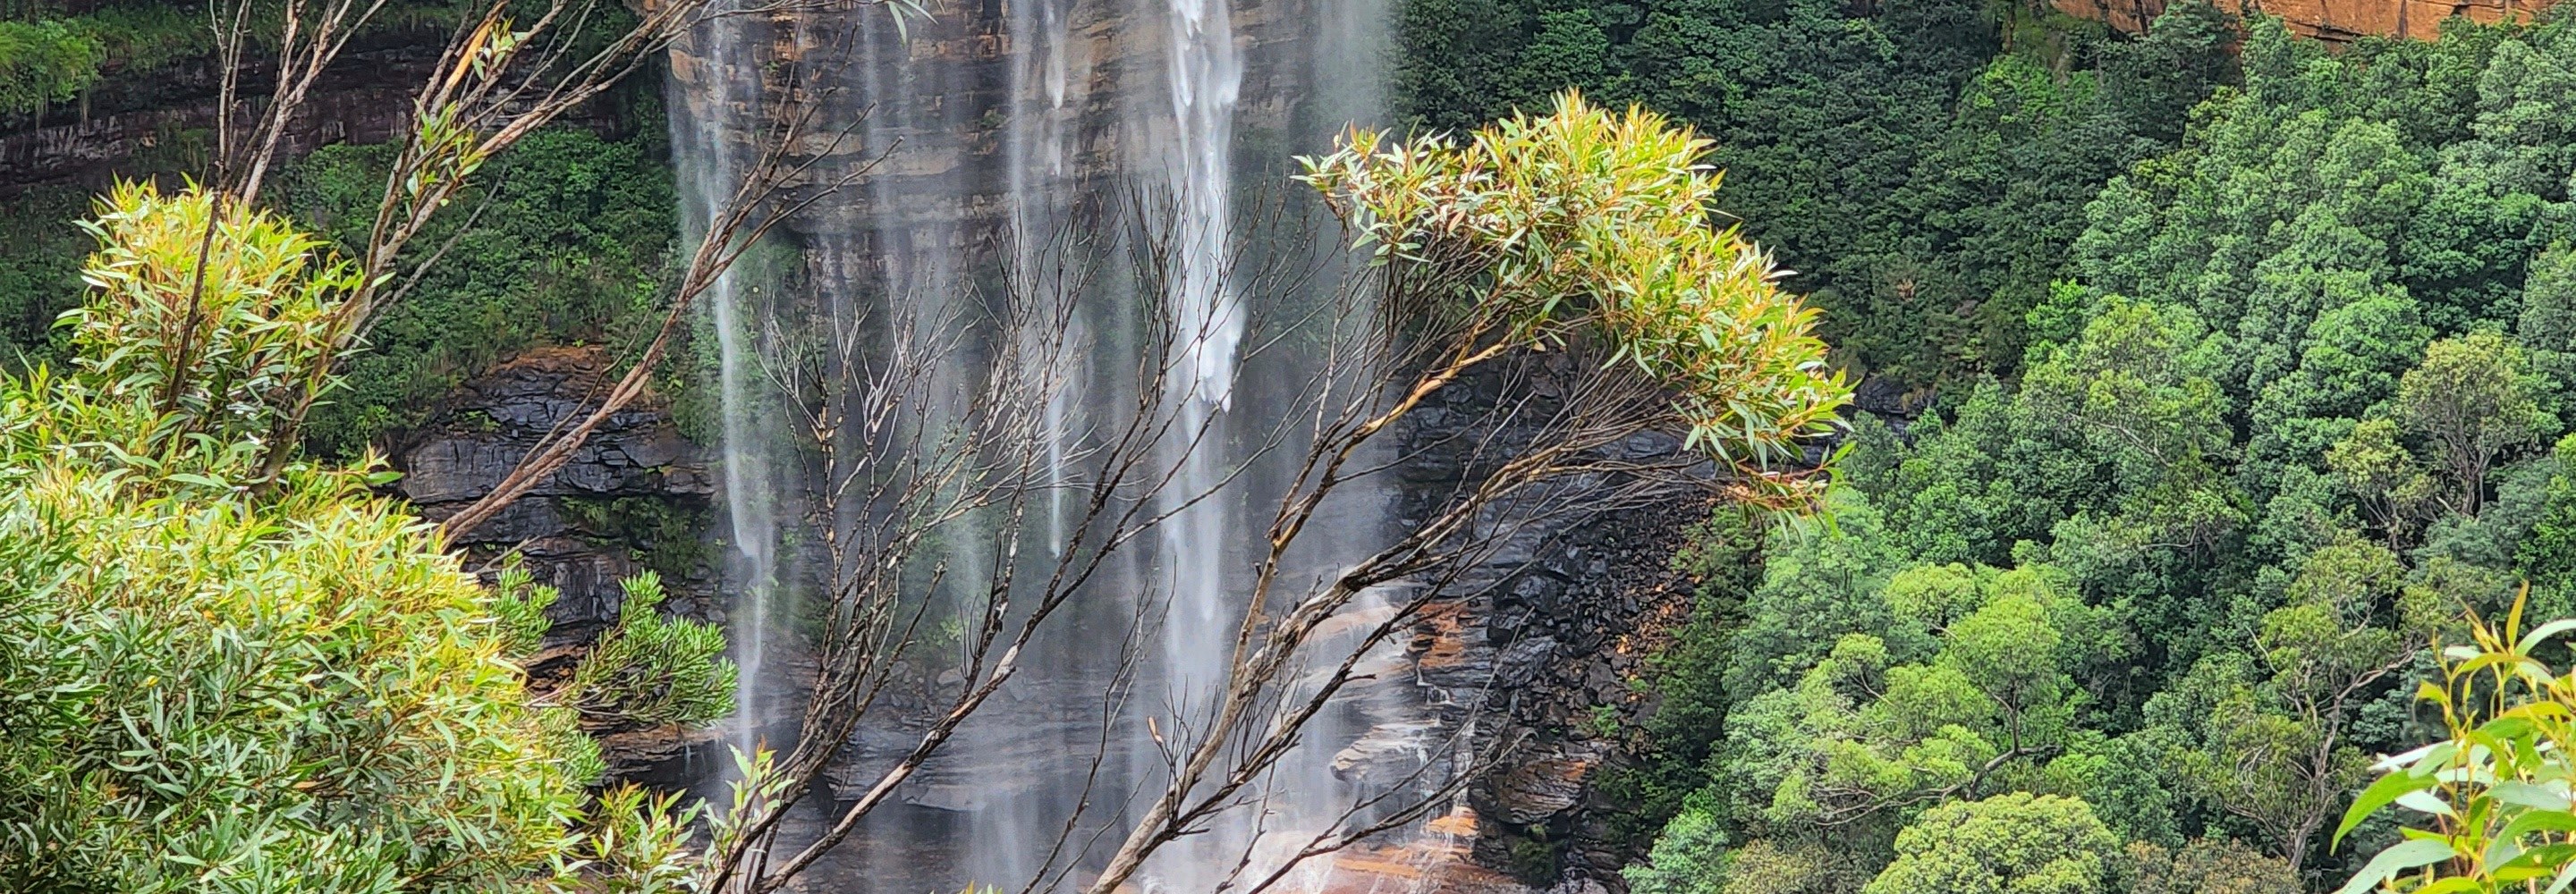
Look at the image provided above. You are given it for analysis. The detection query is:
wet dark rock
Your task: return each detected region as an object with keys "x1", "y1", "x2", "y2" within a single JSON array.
[
  {"x1": 1390, "y1": 358, "x2": 1717, "y2": 891},
  {"x1": 1495, "y1": 637, "x2": 1559, "y2": 687},
  {"x1": 1487, "y1": 745, "x2": 1603, "y2": 825},
  {"x1": 1849, "y1": 375, "x2": 1933, "y2": 419},
  {"x1": 385, "y1": 347, "x2": 718, "y2": 787},
  {"x1": 826, "y1": 677, "x2": 1132, "y2": 812},
  {"x1": 392, "y1": 345, "x2": 717, "y2": 641},
  {"x1": 598, "y1": 723, "x2": 728, "y2": 789}
]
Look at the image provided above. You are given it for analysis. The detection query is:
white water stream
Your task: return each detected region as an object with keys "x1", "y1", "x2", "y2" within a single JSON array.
[
  {"x1": 667, "y1": 19, "x2": 786, "y2": 755},
  {"x1": 669, "y1": 0, "x2": 1414, "y2": 887}
]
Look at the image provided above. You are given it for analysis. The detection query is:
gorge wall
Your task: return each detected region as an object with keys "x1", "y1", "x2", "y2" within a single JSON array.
[
  {"x1": 389, "y1": 345, "x2": 724, "y2": 785},
  {"x1": 0, "y1": 27, "x2": 436, "y2": 193},
  {"x1": 0, "y1": 21, "x2": 648, "y2": 194},
  {"x1": 665, "y1": 0, "x2": 1430, "y2": 890},
  {"x1": 2055, "y1": 0, "x2": 2557, "y2": 41}
]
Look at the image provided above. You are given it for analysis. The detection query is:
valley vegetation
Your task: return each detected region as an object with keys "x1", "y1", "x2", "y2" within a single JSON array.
[{"x1": 1393, "y1": 1, "x2": 2576, "y2": 891}]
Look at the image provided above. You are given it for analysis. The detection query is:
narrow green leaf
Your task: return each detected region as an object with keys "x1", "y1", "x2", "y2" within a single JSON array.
[
  {"x1": 2522, "y1": 619, "x2": 2576, "y2": 654},
  {"x1": 2336, "y1": 839, "x2": 2457, "y2": 894},
  {"x1": 2340, "y1": 771, "x2": 2442, "y2": 848}
]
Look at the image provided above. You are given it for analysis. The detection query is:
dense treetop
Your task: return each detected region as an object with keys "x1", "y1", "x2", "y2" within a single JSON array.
[{"x1": 1389, "y1": 1, "x2": 2576, "y2": 890}]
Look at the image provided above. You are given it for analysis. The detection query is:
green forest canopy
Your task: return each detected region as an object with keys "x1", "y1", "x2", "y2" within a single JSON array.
[{"x1": 1398, "y1": 0, "x2": 2576, "y2": 890}]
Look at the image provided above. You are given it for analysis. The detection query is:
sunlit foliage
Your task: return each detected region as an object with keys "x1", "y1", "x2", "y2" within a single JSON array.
[
  {"x1": 1301, "y1": 91, "x2": 1849, "y2": 474},
  {"x1": 2330, "y1": 595, "x2": 2576, "y2": 894},
  {"x1": 0, "y1": 181, "x2": 703, "y2": 891}
]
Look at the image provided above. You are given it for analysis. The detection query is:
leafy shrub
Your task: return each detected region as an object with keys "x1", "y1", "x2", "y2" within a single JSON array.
[
  {"x1": 66, "y1": 180, "x2": 358, "y2": 441},
  {"x1": 0, "y1": 417, "x2": 605, "y2": 890},
  {"x1": 2331, "y1": 597, "x2": 2576, "y2": 894},
  {"x1": 1301, "y1": 91, "x2": 1850, "y2": 476},
  {"x1": 0, "y1": 180, "x2": 700, "y2": 891}
]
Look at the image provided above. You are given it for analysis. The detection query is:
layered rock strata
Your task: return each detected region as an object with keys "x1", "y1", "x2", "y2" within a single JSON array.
[
  {"x1": 0, "y1": 25, "x2": 643, "y2": 194},
  {"x1": 392, "y1": 345, "x2": 722, "y2": 783},
  {"x1": 393, "y1": 345, "x2": 719, "y2": 637},
  {"x1": 2055, "y1": 0, "x2": 2556, "y2": 41},
  {"x1": 1389, "y1": 357, "x2": 1725, "y2": 892}
]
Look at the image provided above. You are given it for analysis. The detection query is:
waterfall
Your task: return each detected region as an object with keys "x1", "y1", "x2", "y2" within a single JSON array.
[
  {"x1": 1008, "y1": 0, "x2": 1081, "y2": 554},
  {"x1": 666, "y1": 11, "x2": 785, "y2": 757},
  {"x1": 668, "y1": 0, "x2": 1421, "y2": 886},
  {"x1": 1151, "y1": 0, "x2": 1244, "y2": 413},
  {"x1": 1133, "y1": 0, "x2": 1247, "y2": 884}
]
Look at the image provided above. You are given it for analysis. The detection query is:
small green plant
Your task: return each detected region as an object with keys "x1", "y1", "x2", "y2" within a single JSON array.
[
  {"x1": 491, "y1": 556, "x2": 559, "y2": 656},
  {"x1": 581, "y1": 784, "x2": 703, "y2": 894},
  {"x1": 1587, "y1": 701, "x2": 1623, "y2": 738},
  {"x1": 569, "y1": 571, "x2": 737, "y2": 729},
  {"x1": 699, "y1": 746, "x2": 793, "y2": 885},
  {"x1": 1505, "y1": 831, "x2": 1560, "y2": 881}
]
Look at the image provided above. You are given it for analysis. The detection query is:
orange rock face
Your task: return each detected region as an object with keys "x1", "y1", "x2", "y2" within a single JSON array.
[
  {"x1": 1309, "y1": 807, "x2": 1536, "y2": 894},
  {"x1": 2054, "y1": 0, "x2": 2555, "y2": 42}
]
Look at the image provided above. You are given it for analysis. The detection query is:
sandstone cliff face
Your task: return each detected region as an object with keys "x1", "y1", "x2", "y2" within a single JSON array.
[
  {"x1": 0, "y1": 25, "x2": 641, "y2": 195},
  {"x1": 0, "y1": 30, "x2": 435, "y2": 194},
  {"x1": 2055, "y1": 0, "x2": 2555, "y2": 42},
  {"x1": 1391, "y1": 358, "x2": 1729, "y2": 892},
  {"x1": 393, "y1": 345, "x2": 718, "y2": 638},
  {"x1": 387, "y1": 345, "x2": 723, "y2": 783},
  {"x1": 662, "y1": 0, "x2": 1372, "y2": 279}
]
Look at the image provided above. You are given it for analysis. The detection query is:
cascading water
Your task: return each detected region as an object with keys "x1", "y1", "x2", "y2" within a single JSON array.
[
  {"x1": 1139, "y1": 0, "x2": 1244, "y2": 882},
  {"x1": 670, "y1": 0, "x2": 1425, "y2": 886},
  {"x1": 665, "y1": 17, "x2": 786, "y2": 756},
  {"x1": 1149, "y1": 0, "x2": 1244, "y2": 413},
  {"x1": 1007, "y1": 0, "x2": 1080, "y2": 551}
]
